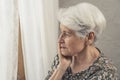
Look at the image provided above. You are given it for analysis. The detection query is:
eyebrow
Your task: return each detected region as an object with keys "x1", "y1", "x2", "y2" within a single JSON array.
[
  {"x1": 59, "y1": 25, "x2": 73, "y2": 34},
  {"x1": 60, "y1": 29, "x2": 72, "y2": 33}
]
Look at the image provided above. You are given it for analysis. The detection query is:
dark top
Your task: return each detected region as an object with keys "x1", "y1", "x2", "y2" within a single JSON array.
[{"x1": 45, "y1": 49, "x2": 117, "y2": 80}]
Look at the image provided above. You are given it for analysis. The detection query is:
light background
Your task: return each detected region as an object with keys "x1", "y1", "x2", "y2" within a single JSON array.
[{"x1": 59, "y1": 0, "x2": 120, "y2": 79}]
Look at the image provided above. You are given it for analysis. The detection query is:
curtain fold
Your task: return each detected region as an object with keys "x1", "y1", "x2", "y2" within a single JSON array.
[
  {"x1": 18, "y1": 0, "x2": 58, "y2": 79},
  {"x1": 0, "y1": 0, "x2": 58, "y2": 79},
  {"x1": 0, "y1": 0, "x2": 19, "y2": 80}
]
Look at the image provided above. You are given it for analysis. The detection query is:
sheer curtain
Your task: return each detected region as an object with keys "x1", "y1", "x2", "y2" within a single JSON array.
[
  {"x1": 0, "y1": 0, "x2": 58, "y2": 80},
  {"x1": 0, "y1": 0, "x2": 19, "y2": 80},
  {"x1": 18, "y1": 0, "x2": 58, "y2": 80}
]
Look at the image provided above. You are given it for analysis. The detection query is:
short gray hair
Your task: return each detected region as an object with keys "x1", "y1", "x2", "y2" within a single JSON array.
[{"x1": 58, "y1": 2, "x2": 106, "y2": 42}]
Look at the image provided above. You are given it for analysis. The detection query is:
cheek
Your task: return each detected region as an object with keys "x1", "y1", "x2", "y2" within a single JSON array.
[
  {"x1": 65, "y1": 38, "x2": 75, "y2": 47},
  {"x1": 65, "y1": 38, "x2": 77, "y2": 50},
  {"x1": 65, "y1": 38, "x2": 85, "y2": 53}
]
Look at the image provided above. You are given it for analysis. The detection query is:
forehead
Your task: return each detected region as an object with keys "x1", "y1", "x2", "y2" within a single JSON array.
[{"x1": 60, "y1": 24, "x2": 72, "y2": 32}]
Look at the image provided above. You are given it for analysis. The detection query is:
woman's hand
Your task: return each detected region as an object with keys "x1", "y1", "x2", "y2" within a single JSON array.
[
  {"x1": 48, "y1": 43, "x2": 72, "y2": 80},
  {"x1": 58, "y1": 43, "x2": 72, "y2": 70}
]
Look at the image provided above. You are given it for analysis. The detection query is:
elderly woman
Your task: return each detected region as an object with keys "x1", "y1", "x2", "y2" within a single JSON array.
[{"x1": 45, "y1": 2, "x2": 117, "y2": 80}]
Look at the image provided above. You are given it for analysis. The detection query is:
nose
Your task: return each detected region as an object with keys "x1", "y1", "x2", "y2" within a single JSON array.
[{"x1": 58, "y1": 33, "x2": 64, "y2": 43}]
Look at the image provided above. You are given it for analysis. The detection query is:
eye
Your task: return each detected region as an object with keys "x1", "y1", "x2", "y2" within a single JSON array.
[
  {"x1": 59, "y1": 30, "x2": 72, "y2": 38},
  {"x1": 65, "y1": 32, "x2": 70, "y2": 35},
  {"x1": 64, "y1": 32, "x2": 71, "y2": 37}
]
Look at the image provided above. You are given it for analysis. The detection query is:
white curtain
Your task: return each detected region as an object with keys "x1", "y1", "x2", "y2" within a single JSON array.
[
  {"x1": 18, "y1": 0, "x2": 58, "y2": 80},
  {"x1": 0, "y1": 0, "x2": 19, "y2": 80},
  {"x1": 0, "y1": 0, "x2": 58, "y2": 80}
]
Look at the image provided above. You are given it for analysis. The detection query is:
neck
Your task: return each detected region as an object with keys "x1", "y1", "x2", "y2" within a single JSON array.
[{"x1": 71, "y1": 45, "x2": 100, "y2": 68}]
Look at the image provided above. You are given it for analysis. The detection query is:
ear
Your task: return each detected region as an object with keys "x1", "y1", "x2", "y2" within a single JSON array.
[{"x1": 86, "y1": 32, "x2": 95, "y2": 45}]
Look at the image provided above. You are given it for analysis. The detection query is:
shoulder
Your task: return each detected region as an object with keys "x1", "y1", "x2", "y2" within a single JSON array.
[
  {"x1": 97, "y1": 54, "x2": 117, "y2": 72},
  {"x1": 95, "y1": 48, "x2": 117, "y2": 73},
  {"x1": 91, "y1": 54, "x2": 117, "y2": 79},
  {"x1": 45, "y1": 54, "x2": 59, "y2": 80},
  {"x1": 51, "y1": 54, "x2": 59, "y2": 69}
]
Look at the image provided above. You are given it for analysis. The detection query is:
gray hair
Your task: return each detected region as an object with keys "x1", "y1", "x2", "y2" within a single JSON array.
[{"x1": 57, "y1": 2, "x2": 106, "y2": 42}]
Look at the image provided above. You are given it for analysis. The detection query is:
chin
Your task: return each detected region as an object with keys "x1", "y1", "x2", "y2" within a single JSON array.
[{"x1": 61, "y1": 52, "x2": 72, "y2": 57}]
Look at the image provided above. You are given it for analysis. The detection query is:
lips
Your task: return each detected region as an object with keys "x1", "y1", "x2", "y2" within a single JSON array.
[
  {"x1": 60, "y1": 47, "x2": 66, "y2": 49},
  {"x1": 60, "y1": 44, "x2": 67, "y2": 49}
]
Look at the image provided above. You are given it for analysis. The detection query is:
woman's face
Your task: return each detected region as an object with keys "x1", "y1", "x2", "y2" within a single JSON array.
[{"x1": 58, "y1": 24, "x2": 86, "y2": 56}]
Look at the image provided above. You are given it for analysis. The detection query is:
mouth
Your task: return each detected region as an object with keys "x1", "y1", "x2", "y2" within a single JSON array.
[
  {"x1": 59, "y1": 43, "x2": 67, "y2": 49},
  {"x1": 60, "y1": 46, "x2": 67, "y2": 49},
  {"x1": 60, "y1": 47, "x2": 67, "y2": 49}
]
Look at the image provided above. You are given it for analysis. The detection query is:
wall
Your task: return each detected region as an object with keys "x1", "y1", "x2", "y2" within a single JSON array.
[{"x1": 59, "y1": 0, "x2": 120, "y2": 79}]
